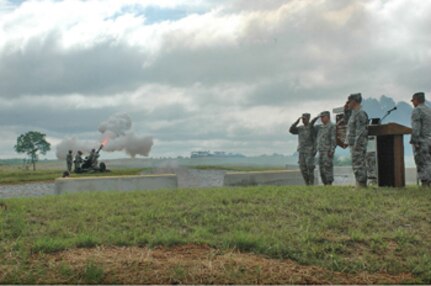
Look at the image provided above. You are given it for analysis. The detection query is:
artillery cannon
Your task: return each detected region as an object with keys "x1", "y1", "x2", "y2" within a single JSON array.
[{"x1": 78, "y1": 144, "x2": 108, "y2": 173}]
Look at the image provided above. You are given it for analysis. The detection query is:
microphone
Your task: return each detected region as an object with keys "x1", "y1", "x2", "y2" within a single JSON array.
[{"x1": 380, "y1": 106, "x2": 397, "y2": 123}]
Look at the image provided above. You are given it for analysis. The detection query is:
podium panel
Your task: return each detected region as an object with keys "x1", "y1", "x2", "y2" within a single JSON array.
[{"x1": 368, "y1": 123, "x2": 411, "y2": 188}]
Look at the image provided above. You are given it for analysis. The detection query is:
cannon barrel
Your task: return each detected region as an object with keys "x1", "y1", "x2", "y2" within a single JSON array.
[{"x1": 96, "y1": 144, "x2": 104, "y2": 154}]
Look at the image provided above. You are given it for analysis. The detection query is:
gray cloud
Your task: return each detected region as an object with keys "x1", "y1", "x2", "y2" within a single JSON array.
[
  {"x1": 1, "y1": 0, "x2": 431, "y2": 159},
  {"x1": 0, "y1": 102, "x2": 119, "y2": 134},
  {"x1": 0, "y1": 35, "x2": 148, "y2": 97}
]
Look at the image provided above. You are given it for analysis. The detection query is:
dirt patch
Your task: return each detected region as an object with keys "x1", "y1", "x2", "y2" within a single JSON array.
[{"x1": 28, "y1": 244, "x2": 414, "y2": 284}]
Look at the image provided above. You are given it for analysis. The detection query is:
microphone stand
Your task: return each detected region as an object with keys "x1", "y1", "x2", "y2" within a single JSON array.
[{"x1": 380, "y1": 108, "x2": 397, "y2": 123}]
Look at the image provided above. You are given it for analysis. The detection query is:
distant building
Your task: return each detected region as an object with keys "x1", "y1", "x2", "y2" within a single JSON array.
[{"x1": 191, "y1": 151, "x2": 211, "y2": 158}]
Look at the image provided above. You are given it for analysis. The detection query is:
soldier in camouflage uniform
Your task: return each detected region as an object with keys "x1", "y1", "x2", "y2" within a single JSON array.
[
  {"x1": 311, "y1": 111, "x2": 337, "y2": 185},
  {"x1": 344, "y1": 93, "x2": 368, "y2": 188},
  {"x1": 66, "y1": 150, "x2": 73, "y2": 172},
  {"x1": 410, "y1": 92, "x2": 431, "y2": 187},
  {"x1": 74, "y1": 150, "x2": 83, "y2": 173},
  {"x1": 290, "y1": 113, "x2": 316, "y2": 185}
]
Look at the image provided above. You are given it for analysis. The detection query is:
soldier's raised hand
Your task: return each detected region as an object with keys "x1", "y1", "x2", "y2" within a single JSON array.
[{"x1": 344, "y1": 101, "x2": 349, "y2": 111}]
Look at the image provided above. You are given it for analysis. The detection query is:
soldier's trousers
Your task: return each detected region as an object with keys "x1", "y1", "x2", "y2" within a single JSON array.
[
  {"x1": 319, "y1": 151, "x2": 334, "y2": 185},
  {"x1": 413, "y1": 141, "x2": 431, "y2": 183},
  {"x1": 299, "y1": 152, "x2": 315, "y2": 185},
  {"x1": 67, "y1": 162, "x2": 72, "y2": 172},
  {"x1": 350, "y1": 145, "x2": 367, "y2": 186}
]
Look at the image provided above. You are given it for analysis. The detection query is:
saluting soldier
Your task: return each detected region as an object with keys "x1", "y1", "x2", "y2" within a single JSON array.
[
  {"x1": 410, "y1": 92, "x2": 431, "y2": 187},
  {"x1": 311, "y1": 111, "x2": 337, "y2": 185},
  {"x1": 290, "y1": 113, "x2": 316, "y2": 185},
  {"x1": 344, "y1": 93, "x2": 369, "y2": 188}
]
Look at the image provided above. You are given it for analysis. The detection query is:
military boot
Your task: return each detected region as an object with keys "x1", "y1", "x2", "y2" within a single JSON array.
[{"x1": 356, "y1": 181, "x2": 367, "y2": 188}]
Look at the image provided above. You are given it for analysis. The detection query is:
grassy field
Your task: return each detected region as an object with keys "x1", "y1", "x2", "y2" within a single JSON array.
[
  {"x1": 0, "y1": 166, "x2": 150, "y2": 185},
  {"x1": 0, "y1": 186, "x2": 430, "y2": 284}
]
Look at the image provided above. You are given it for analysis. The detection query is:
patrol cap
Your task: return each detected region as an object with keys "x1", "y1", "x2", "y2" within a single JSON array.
[
  {"x1": 320, "y1": 111, "x2": 330, "y2": 117},
  {"x1": 302, "y1": 113, "x2": 311, "y2": 119},
  {"x1": 347, "y1": 93, "x2": 362, "y2": 103},
  {"x1": 411, "y1": 92, "x2": 425, "y2": 102}
]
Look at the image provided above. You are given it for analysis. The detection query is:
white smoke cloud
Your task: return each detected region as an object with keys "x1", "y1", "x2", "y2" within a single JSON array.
[
  {"x1": 103, "y1": 133, "x2": 153, "y2": 158},
  {"x1": 55, "y1": 113, "x2": 153, "y2": 159},
  {"x1": 99, "y1": 113, "x2": 153, "y2": 158},
  {"x1": 55, "y1": 137, "x2": 94, "y2": 160},
  {"x1": 98, "y1": 113, "x2": 132, "y2": 138}
]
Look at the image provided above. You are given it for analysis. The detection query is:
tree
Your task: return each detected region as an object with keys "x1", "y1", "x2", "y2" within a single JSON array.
[{"x1": 14, "y1": 131, "x2": 51, "y2": 171}]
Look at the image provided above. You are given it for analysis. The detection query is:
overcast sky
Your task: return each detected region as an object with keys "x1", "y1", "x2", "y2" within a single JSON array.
[{"x1": 0, "y1": 0, "x2": 430, "y2": 159}]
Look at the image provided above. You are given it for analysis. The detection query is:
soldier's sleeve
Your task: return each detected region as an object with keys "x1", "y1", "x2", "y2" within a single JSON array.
[
  {"x1": 313, "y1": 124, "x2": 320, "y2": 138},
  {"x1": 330, "y1": 124, "x2": 337, "y2": 154},
  {"x1": 310, "y1": 116, "x2": 319, "y2": 127},
  {"x1": 312, "y1": 125, "x2": 319, "y2": 152},
  {"x1": 410, "y1": 108, "x2": 422, "y2": 144},
  {"x1": 289, "y1": 123, "x2": 299, "y2": 135},
  {"x1": 344, "y1": 109, "x2": 352, "y2": 124},
  {"x1": 354, "y1": 111, "x2": 368, "y2": 146}
]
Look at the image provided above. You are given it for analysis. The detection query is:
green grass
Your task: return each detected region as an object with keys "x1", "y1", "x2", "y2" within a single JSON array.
[
  {"x1": 0, "y1": 167, "x2": 147, "y2": 184},
  {"x1": 0, "y1": 186, "x2": 430, "y2": 283}
]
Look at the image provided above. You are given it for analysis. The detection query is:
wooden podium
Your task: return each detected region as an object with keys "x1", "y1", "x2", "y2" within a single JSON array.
[{"x1": 368, "y1": 123, "x2": 412, "y2": 187}]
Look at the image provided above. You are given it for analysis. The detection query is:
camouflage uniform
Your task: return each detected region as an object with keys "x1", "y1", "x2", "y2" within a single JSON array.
[
  {"x1": 87, "y1": 149, "x2": 97, "y2": 169},
  {"x1": 345, "y1": 107, "x2": 368, "y2": 186},
  {"x1": 290, "y1": 118, "x2": 316, "y2": 185},
  {"x1": 74, "y1": 152, "x2": 83, "y2": 173},
  {"x1": 314, "y1": 121, "x2": 337, "y2": 185},
  {"x1": 66, "y1": 152, "x2": 73, "y2": 172},
  {"x1": 411, "y1": 103, "x2": 431, "y2": 184}
]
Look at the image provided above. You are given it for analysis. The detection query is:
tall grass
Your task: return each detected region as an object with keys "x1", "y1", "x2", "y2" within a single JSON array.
[{"x1": 0, "y1": 186, "x2": 430, "y2": 283}]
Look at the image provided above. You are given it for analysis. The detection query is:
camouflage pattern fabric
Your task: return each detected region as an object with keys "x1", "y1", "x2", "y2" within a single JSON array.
[
  {"x1": 298, "y1": 152, "x2": 315, "y2": 185},
  {"x1": 290, "y1": 124, "x2": 316, "y2": 185},
  {"x1": 411, "y1": 104, "x2": 431, "y2": 183},
  {"x1": 350, "y1": 145, "x2": 367, "y2": 186},
  {"x1": 412, "y1": 141, "x2": 431, "y2": 183},
  {"x1": 345, "y1": 108, "x2": 368, "y2": 186},
  {"x1": 74, "y1": 154, "x2": 83, "y2": 172},
  {"x1": 315, "y1": 122, "x2": 336, "y2": 185},
  {"x1": 66, "y1": 153, "x2": 73, "y2": 172}
]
